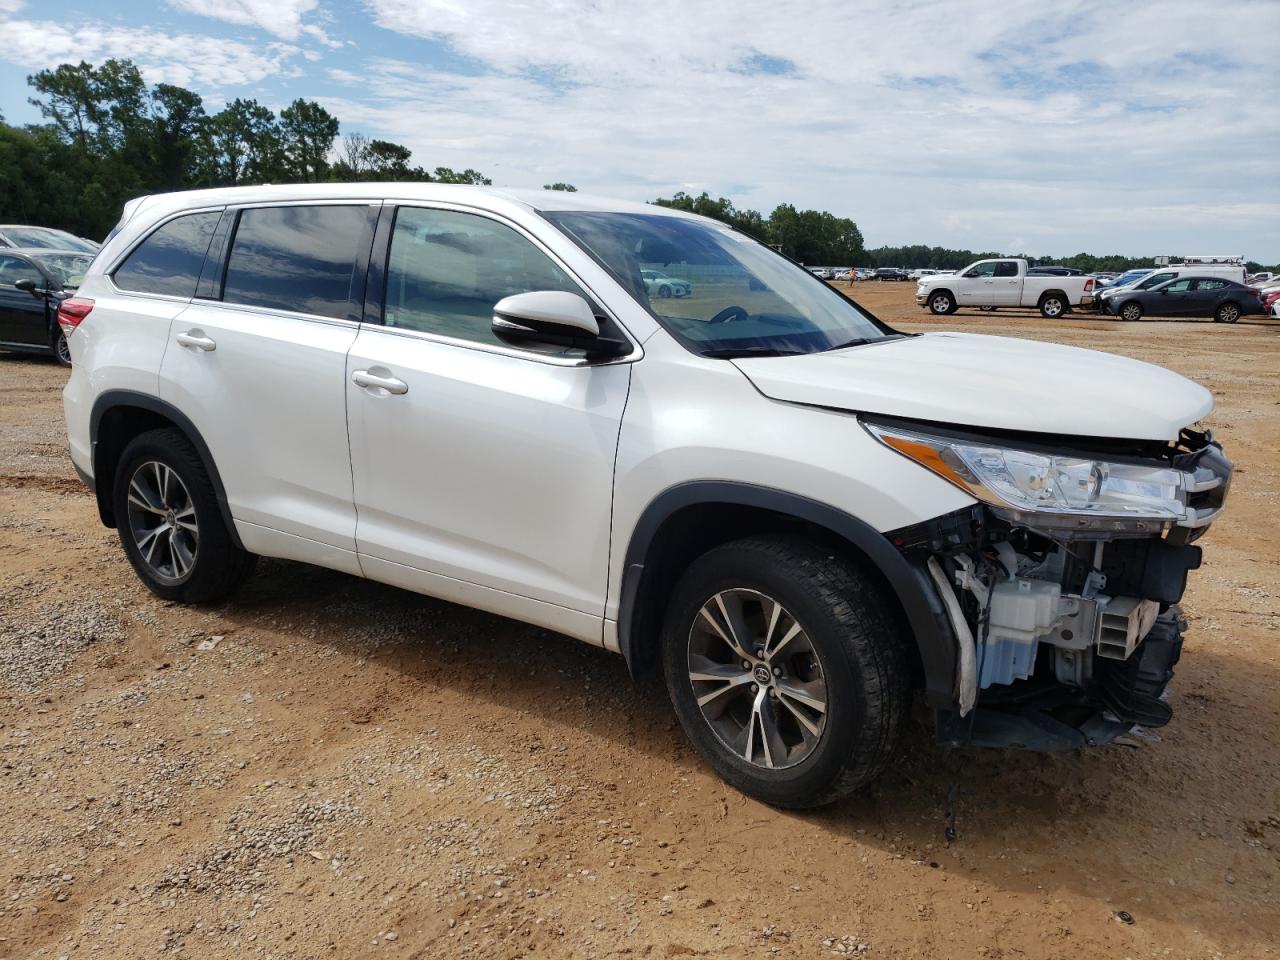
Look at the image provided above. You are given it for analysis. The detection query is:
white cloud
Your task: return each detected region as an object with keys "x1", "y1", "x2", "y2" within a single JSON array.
[
  {"x1": 0, "y1": 16, "x2": 300, "y2": 88},
  {"x1": 351, "y1": 0, "x2": 1280, "y2": 259},
  {"x1": 166, "y1": 0, "x2": 327, "y2": 42}
]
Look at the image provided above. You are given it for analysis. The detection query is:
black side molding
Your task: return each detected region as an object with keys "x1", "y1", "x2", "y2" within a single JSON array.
[
  {"x1": 617, "y1": 481, "x2": 959, "y2": 709},
  {"x1": 89, "y1": 390, "x2": 244, "y2": 550}
]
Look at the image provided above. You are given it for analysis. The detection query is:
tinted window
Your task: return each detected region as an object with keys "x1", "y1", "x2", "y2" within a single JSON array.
[
  {"x1": 993, "y1": 261, "x2": 1019, "y2": 277},
  {"x1": 1195, "y1": 279, "x2": 1227, "y2": 290},
  {"x1": 384, "y1": 207, "x2": 585, "y2": 348},
  {"x1": 1164, "y1": 279, "x2": 1193, "y2": 292},
  {"x1": 965, "y1": 262, "x2": 997, "y2": 278},
  {"x1": 114, "y1": 211, "x2": 220, "y2": 297},
  {"x1": 222, "y1": 205, "x2": 372, "y2": 320},
  {"x1": 0, "y1": 255, "x2": 45, "y2": 287}
]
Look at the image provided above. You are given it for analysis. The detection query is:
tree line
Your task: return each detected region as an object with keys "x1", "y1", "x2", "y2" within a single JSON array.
[
  {"x1": 0, "y1": 58, "x2": 1273, "y2": 272},
  {"x1": 0, "y1": 59, "x2": 493, "y2": 240}
]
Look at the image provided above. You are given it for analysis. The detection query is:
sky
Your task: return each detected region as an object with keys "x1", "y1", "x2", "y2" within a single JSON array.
[{"x1": 1, "y1": 0, "x2": 1277, "y2": 261}]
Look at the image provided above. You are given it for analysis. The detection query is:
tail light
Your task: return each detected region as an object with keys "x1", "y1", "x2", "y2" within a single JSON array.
[
  {"x1": 1085, "y1": 278, "x2": 1095, "y2": 291},
  {"x1": 57, "y1": 297, "x2": 94, "y2": 336}
]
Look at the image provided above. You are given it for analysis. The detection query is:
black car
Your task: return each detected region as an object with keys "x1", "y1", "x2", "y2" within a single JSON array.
[
  {"x1": 874, "y1": 267, "x2": 910, "y2": 281},
  {"x1": 0, "y1": 248, "x2": 95, "y2": 365},
  {"x1": 1105, "y1": 275, "x2": 1264, "y2": 323}
]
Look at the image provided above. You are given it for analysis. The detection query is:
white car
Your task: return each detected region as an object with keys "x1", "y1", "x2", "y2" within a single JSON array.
[
  {"x1": 808, "y1": 267, "x2": 832, "y2": 280},
  {"x1": 915, "y1": 258, "x2": 1096, "y2": 317},
  {"x1": 640, "y1": 269, "x2": 691, "y2": 298},
  {"x1": 61, "y1": 184, "x2": 1231, "y2": 807},
  {"x1": 908, "y1": 268, "x2": 944, "y2": 281}
]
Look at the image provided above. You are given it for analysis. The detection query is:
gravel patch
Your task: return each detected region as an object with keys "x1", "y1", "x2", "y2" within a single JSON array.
[{"x1": 0, "y1": 598, "x2": 126, "y2": 690}]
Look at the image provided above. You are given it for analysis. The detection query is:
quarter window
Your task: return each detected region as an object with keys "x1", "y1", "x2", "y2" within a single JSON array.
[
  {"x1": 383, "y1": 207, "x2": 587, "y2": 348},
  {"x1": 113, "y1": 211, "x2": 221, "y2": 298},
  {"x1": 1195, "y1": 279, "x2": 1226, "y2": 290},
  {"x1": 222, "y1": 205, "x2": 373, "y2": 320}
]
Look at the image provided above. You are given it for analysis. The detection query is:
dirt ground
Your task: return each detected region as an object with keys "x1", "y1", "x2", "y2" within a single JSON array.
[{"x1": 1, "y1": 285, "x2": 1277, "y2": 960}]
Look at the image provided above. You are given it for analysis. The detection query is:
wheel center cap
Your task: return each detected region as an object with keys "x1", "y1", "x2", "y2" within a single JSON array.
[{"x1": 753, "y1": 664, "x2": 773, "y2": 686}]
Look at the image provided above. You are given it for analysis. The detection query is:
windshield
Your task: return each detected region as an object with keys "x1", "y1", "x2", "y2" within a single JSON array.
[
  {"x1": 1111, "y1": 269, "x2": 1153, "y2": 288},
  {"x1": 543, "y1": 211, "x2": 893, "y2": 356},
  {"x1": 30, "y1": 252, "x2": 93, "y2": 288},
  {"x1": 2, "y1": 227, "x2": 98, "y2": 253}
]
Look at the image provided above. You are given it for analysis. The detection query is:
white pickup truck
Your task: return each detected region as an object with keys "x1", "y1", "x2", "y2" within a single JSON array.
[{"x1": 915, "y1": 258, "x2": 1096, "y2": 318}]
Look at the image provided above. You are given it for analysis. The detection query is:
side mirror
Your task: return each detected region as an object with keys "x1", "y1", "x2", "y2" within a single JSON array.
[
  {"x1": 14, "y1": 278, "x2": 44, "y2": 297},
  {"x1": 491, "y1": 291, "x2": 630, "y2": 358}
]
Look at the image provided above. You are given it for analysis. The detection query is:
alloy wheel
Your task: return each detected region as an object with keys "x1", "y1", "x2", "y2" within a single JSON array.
[
  {"x1": 686, "y1": 588, "x2": 828, "y2": 769},
  {"x1": 1218, "y1": 304, "x2": 1239, "y2": 323},
  {"x1": 931, "y1": 295, "x2": 951, "y2": 314},
  {"x1": 126, "y1": 460, "x2": 199, "y2": 583},
  {"x1": 1121, "y1": 304, "x2": 1141, "y2": 321},
  {"x1": 55, "y1": 333, "x2": 72, "y2": 366},
  {"x1": 1043, "y1": 298, "x2": 1064, "y2": 317}
]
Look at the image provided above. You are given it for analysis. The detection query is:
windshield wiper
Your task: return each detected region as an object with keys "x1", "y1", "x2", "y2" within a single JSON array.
[
  {"x1": 822, "y1": 335, "x2": 902, "y2": 352},
  {"x1": 699, "y1": 347, "x2": 809, "y2": 359}
]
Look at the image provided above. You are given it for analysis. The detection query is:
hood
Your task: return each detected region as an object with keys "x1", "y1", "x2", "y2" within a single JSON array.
[{"x1": 732, "y1": 332, "x2": 1212, "y2": 441}]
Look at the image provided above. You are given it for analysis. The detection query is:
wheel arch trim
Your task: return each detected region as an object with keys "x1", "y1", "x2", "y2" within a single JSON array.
[
  {"x1": 616, "y1": 480, "x2": 958, "y2": 709},
  {"x1": 89, "y1": 389, "x2": 244, "y2": 549}
]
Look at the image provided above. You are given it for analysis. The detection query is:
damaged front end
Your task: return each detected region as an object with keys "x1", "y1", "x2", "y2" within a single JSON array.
[{"x1": 873, "y1": 420, "x2": 1231, "y2": 751}]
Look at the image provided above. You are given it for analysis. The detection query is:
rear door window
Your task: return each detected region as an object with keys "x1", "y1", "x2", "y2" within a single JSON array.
[
  {"x1": 993, "y1": 261, "x2": 1019, "y2": 277},
  {"x1": 221, "y1": 205, "x2": 374, "y2": 320},
  {"x1": 1195, "y1": 279, "x2": 1227, "y2": 291},
  {"x1": 113, "y1": 211, "x2": 221, "y2": 298}
]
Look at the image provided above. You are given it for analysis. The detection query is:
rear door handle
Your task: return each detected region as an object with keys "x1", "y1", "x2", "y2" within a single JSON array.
[
  {"x1": 352, "y1": 369, "x2": 408, "y2": 395},
  {"x1": 176, "y1": 330, "x2": 216, "y2": 352}
]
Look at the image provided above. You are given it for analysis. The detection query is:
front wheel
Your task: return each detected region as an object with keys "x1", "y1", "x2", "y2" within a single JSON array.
[
  {"x1": 53, "y1": 331, "x2": 72, "y2": 367},
  {"x1": 658, "y1": 284, "x2": 672, "y2": 299},
  {"x1": 1119, "y1": 301, "x2": 1144, "y2": 322},
  {"x1": 661, "y1": 536, "x2": 910, "y2": 808},
  {"x1": 928, "y1": 291, "x2": 956, "y2": 315},
  {"x1": 1039, "y1": 294, "x2": 1067, "y2": 318},
  {"x1": 1214, "y1": 302, "x2": 1240, "y2": 323},
  {"x1": 113, "y1": 428, "x2": 256, "y2": 603}
]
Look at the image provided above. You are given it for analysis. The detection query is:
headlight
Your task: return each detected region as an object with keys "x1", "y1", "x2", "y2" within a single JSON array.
[{"x1": 866, "y1": 423, "x2": 1188, "y2": 531}]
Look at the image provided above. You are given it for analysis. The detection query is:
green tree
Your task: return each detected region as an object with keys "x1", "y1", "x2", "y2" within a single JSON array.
[
  {"x1": 279, "y1": 98, "x2": 339, "y2": 183},
  {"x1": 432, "y1": 166, "x2": 492, "y2": 185},
  {"x1": 543, "y1": 182, "x2": 577, "y2": 191},
  {"x1": 206, "y1": 99, "x2": 281, "y2": 184}
]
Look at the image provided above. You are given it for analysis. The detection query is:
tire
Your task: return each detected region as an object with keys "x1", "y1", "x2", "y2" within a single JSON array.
[
  {"x1": 53, "y1": 331, "x2": 72, "y2": 367},
  {"x1": 1214, "y1": 302, "x2": 1240, "y2": 324},
  {"x1": 1119, "y1": 301, "x2": 1144, "y2": 322},
  {"x1": 661, "y1": 536, "x2": 911, "y2": 808},
  {"x1": 1039, "y1": 294, "x2": 1067, "y2": 318},
  {"x1": 928, "y1": 291, "x2": 956, "y2": 315},
  {"x1": 977, "y1": 305, "x2": 996, "y2": 312},
  {"x1": 658, "y1": 284, "x2": 672, "y2": 299},
  {"x1": 112, "y1": 428, "x2": 256, "y2": 603}
]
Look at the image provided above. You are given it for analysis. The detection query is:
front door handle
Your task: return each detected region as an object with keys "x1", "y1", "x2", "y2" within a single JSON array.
[
  {"x1": 176, "y1": 330, "x2": 216, "y2": 352},
  {"x1": 352, "y1": 369, "x2": 409, "y2": 395}
]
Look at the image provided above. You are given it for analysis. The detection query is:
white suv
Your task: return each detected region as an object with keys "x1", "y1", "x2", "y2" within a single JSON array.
[{"x1": 61, "y1": 184, "x2": 1232, "y2": 807}]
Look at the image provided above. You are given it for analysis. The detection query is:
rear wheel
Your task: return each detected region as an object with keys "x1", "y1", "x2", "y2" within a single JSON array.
[
  {"x1": 1119, "y1": 301, "x2": 1144, "y2": 322},
  {"x1": 661, "y1": 536, "x2": 910, "y2": 808},
  {"x1": 1039, "y1": 294, "x2": 1067, "y2": 318},
  {"x1": 928, "y1": 291, "x2": 956, "y2": 315},
  {"x1": 1214, "y1": 302, "x2": 1240, "y2": 323},
  {"x1": 113, "y1": 428, "x2": 256, "y2": 603}
]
